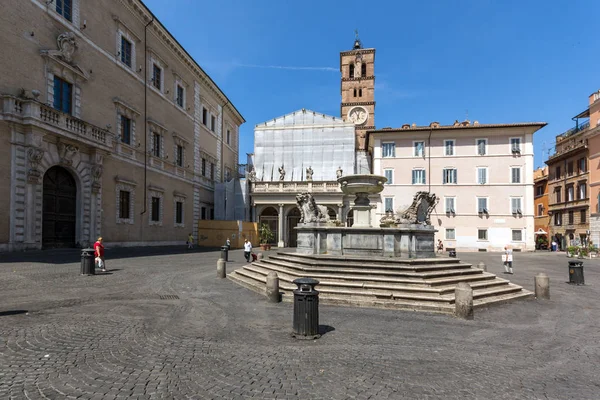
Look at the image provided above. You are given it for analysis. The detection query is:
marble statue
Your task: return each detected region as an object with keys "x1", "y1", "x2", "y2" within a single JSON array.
[
  {"x1": 306, "y1": 166, "x2": 313, "y2": 181},
  {"x1": 395, "y1": 191, "x2": 438, "y2": 225},
  {"x1": 296, "y1": 192, "x2": 330, "y2": 223},
  {"x1": 336, "y1": 166, "x2": 343, "y2": 179},
  {"x1": 278, "y1": 165, "x2": 285, "y2": 181}
]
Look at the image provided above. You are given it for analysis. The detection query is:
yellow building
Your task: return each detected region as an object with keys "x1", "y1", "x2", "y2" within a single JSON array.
[{"x1": 0, "y1": 0, "x2": 244, "y2": 251}]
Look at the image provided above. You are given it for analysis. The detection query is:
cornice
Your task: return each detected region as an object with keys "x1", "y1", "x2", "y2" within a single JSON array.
[
  {"x1": 342, "y1": 76, "x2": 375, "y2": 82},
  {"x1": 340, "y1": 48, "x2": 376, "y2": 56}
]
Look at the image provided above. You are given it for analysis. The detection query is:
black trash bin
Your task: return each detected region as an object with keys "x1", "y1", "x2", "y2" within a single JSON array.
[
  {"x1": 448, "y1": 249, "x2": 457, "y2": 258},
  {"x1": 80, "y1": 248, "x2": 95, "y2": 276},
  {"x1": 220, "y1": 246, "x2": 228, "y2": 262},
  {"x1": 292, "y1": 278, "x2": 321, "y2": 340},
  {"x1": 568, "y1": 260, "x2": 585, "y2": 285}
]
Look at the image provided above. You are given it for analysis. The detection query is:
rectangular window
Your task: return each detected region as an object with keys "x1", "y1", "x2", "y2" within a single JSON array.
[
  {"x1": 152, "y1": 64, "x2": 162, "y2": 90},
  {"x1": 445, "y1": 197, "x2": 455, "y2": 213},
  {"x1": 511, "y1": 198, "x2": 522, "y2": 214},
  {"x1": 121, "y1": 37, "x2": 132, "y2": 67},
  {"x1": 512, "y1": 229, "x2": 522, "y2": 241},
  {"x1": 567, "y1": 161, "x2": 574, "y2": 176},
  {"x1": 536, "y1": 185, "x2": 543, "y2": 196},
  {"x1": 555, "y1": 166, "x2": 561, "y2": 179},
  {"x1": 201, "y1": 158, "x2": 206, "y2": 176},
  {"x1": 414, "y1": 141, "x2": 425, "y2": 157},
  {"x1": 210, "y1": 115, "x2": 216, "y2": 132},
  {"x1": 554, "y1": 212, "x2": 562, "y2": 226},
  {"x1": 537, "y1": 203, "x2": 543, "y2": 216},
  {"x1": 568, "y1": 211, "x2": 574, "y2": 224},
  {"x1": 556, "y1": 188, "x2": 562, "y2": 203},
  {"x1": 384, "y1": 169, "x2": 393, "y2": 184},
  {"x1": 445, "y1": 140, "x2": 455, "y2": 156},
  {"x1": 446, "y1": 228, "x2": 456, "y2": 240},
  {"x1": 581, "y1": 209, "x2": 587, "y2": 223},
  {"x1": 579, "y1": 184, "x2": 586, "y2": 200},
  {"x1": 477, "y1": 167, "x2": 487, "y2": 184},
  {"x1": 511, "y1": 138, "x2": 521, "y2": 153},
  {"x1": 567, "y1": 186, "x2": 574, "y2": 202},
  {"x1": 151, "y1": 197, "x2": 160, "y2": 222},
  {"x1": 175, "y1": 201, "x2": 183, "y2": 224},
  {"x1": 210, "y1": 208, "x2": 214, "y2": 220},
  {"x1": 120, "y1": 115, "x2": 131, "y2": 145},
  {"x1": 210, "y1": 163, "x2": 215, "y2": 180},
  {"x1": 384, "y1": 197, "x2": 394, "y2": 212},
  {"x1": 202, "y1": 108, "x2": 208, "y2": 125},
  {"x1": 477, "y1": 139, "x2": 487, "y2": 155},
  {"x1": 226, "y1": 130, "x2": 231, "y2": 145},
  {"x1": 579, "y1": 158, "x2": 586, "y2": 173},
  {"x1": 511, "y1": 167, "x2": 521, "y2": 184},
  {"x1": 477, "y1": 197, "x2": 488, "y2": 213},
  {"x1": 52, "y1": 76, "x2": 72, "y2": 114},
  {"x1": 176, "y1": 85, "x2": 184, "y2": 108},
  {"x1": 382, "y1": 143, "x2": 396, "y2": 158},
  {"x1": 478, "y1": 229, "x2": 488, "y2": 240},
  {"x1": 152, "y1": 133, "x2": 161, "y2": 157},
  {"x1": 176, "y1": 145, "x2": 184, "y2": 167},
  {"x1": 119, "y1": 191, "x2": 130, "y2": 219},
  {"x1": 412, "y1": 169, "x2": 426, "y2": 184},
  {"x1": 56, "y1": 0, "x2": 72, "y2": 21},
  {"x1": 201, "y1": 206, "x2": 206, "y2": 220},
  {"x1": 443, "y1": 168, "x2": 457, "y2": 184}
]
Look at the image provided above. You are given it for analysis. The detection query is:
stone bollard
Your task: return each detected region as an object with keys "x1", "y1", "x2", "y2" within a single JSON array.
[
  {"x1": 217, "y1": 258, "x2": 226, "y2": 279},
  {"x1": 477, "y1": 262, "x2": 487, "y2": 272},
  {"x1": 535, "y1": 273, "x2": 550, "y2": 300},
  {"x1": 266, "y1": 271, "x2": 280, "y2": 303},
  {"x1": 257, "y1": 253, "x2": 264, "y2": 261},
  {"x1": 454, "y1": 282, "x2": 474, "y2": 320}
]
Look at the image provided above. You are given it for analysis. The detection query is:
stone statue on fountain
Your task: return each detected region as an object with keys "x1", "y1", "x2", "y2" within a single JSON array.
[
  {"x1": 295, "y1": 192, "x2": 330, "y2": 224},
  {"x1": 382, "y1": 191, "x2": 438, "y2": 226}
]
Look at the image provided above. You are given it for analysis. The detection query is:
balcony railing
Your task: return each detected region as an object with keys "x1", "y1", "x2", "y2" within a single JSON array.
[
  {"x1": 252, "y1": 181, "x2": 342, "y2": 194},
  {"x1": 1, "y1": 95, "x2": 114, "y2": 149}
]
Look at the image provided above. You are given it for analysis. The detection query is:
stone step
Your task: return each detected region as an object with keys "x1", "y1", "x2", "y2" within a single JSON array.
[
  {"x1": 473, "y1": 290, "x2": 534, "y2": 309},
  {"x1": 425, "y1": 273, "x2": 497, "y2": 286},
  {"x1": 276, "y1": 252, "x2": 461, "y2": 266}
]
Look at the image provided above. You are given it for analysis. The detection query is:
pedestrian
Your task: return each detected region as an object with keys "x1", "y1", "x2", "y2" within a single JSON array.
[
  {"x1": 244, "y1": 238, "x2": 252, "y2": 263},
  {"x1": 437, "y1": 239, "x2": 444, "y2": 254},
  {"x1": 503, "y1": 245, "x2": 513, "y2": 274},
  {"x1": 94, "y1": 236, "x2": 106, "y2": 272},
  {"x1": 187, "y1": 233, "x2": 194, "y2": 249}
]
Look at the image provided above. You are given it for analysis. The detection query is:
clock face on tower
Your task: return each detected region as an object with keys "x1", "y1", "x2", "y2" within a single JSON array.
[{"x1": 348, "y1": 106, "x2": 368, "y2": 125}]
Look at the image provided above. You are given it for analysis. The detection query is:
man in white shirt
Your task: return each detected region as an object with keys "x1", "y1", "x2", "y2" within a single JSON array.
[{"x1": 244, "y1": 239, "x2": 253, "y2": 262}]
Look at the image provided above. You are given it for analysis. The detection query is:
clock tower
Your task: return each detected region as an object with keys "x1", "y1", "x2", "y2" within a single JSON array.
[{"x1": 340, "y1": 32, "x2": 375, "y2": 151}]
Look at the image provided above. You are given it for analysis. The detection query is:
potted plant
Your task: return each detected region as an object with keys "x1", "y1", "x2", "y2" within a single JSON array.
[
  {"x1": 258, "y1": 223, "x2": 274, "y2": 251},
  {"x1": 566, "y1": 246, "x2": 577, "y2": 258}
]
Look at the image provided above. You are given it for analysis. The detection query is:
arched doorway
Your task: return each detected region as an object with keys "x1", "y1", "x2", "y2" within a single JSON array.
[
  {"x1": 259, "y1": 207, "x2": 278, "y2": 245},
  {"x1": 43, "y1": 166, "x2": 77, "y2": 248},
  {"x1": 287, "y1": 207, "x2": 301, "y2": 247}
]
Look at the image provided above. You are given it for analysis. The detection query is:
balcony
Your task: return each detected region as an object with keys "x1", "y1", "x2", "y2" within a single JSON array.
[
  {"x1": 1, "y1": 95, "x2": 114, "y2": 150},
  {"x1": 547, "y1": 137, "x2": 587, "y2": 163},
  {"x1": 252, "y1": 181, "x2": 342, "y2": 194}
]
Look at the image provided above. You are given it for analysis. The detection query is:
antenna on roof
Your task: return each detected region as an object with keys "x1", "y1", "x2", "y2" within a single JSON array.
[{"x1": 465, "y1": 109, "x2": 469, "y2": 121}]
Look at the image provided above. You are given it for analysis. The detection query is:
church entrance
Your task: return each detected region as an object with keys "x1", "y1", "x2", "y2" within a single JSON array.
[
  {"x1": 259, "y1": 207, "x2": 278, "y2": 245},
  {"x1": 42, "y1": 166, "x2": 77, "y2": 248},
  {"x1": 287, "y1": 207, "x2": 301, "y2": 247}
]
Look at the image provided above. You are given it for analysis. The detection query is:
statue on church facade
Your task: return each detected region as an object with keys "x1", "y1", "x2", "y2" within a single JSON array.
[
  {"x1": 336, "y1": 166, "x2": 343, "y2": 179},
  {"x1": 306, "y1": 166, "x2": 313, "y2": 181},
  {"x1": 278, "y1": 165, "x2": 285, "y2": 181}
]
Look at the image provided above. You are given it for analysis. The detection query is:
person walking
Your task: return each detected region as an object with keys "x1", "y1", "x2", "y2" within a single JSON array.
[
  {"x1": 94, "y1": 237, "x2": 106, "y2": 272},
  {"x1": 437, "y1": 239, "x2": 444, "y2": 254},
  {"x1": 503, "y1": 245, "x2": 513, "y2": 274},
  {"x1": 244, "y1": 238, "x2": 253, "y2": 263},
  {"x1": 187, "y1": 233, "x2": 194, "y2": 249}
]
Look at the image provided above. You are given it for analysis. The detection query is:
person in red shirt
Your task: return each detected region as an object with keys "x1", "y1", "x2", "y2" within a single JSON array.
[{"x1": 93, "y1": 237, "x2": 106, "y2": 272}]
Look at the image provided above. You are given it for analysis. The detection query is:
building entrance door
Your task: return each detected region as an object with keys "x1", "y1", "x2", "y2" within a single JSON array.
[
  {"x1": 287, "y1": 207, "x2": 301, "y2": 247},
  {"x1": 42, "y1": 166, "x2": 77, "y2": 248}
]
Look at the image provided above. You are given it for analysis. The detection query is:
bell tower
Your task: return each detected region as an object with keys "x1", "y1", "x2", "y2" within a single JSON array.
[{"x1": 340, "y1": 31, "x2": 376, "y2": 151}]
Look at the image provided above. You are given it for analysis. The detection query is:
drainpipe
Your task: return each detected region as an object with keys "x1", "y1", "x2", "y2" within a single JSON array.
[
  {"x1": 221, "y1": 100, "x2": 230, "y2": 219},
  {"x1": 140, "y1": 16, "x2": 154, "y2": 217},
  {"x1": 428, "y1": 129, "x2": 432, "y2": 193}
]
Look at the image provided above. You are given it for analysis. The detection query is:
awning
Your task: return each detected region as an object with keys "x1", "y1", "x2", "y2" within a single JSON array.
[{"x1": 534, "y1": 229, "x2": 548, "y2": 235}]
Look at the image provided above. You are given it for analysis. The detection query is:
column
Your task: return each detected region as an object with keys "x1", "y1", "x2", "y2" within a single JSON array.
[
  {"x1": 337, "y1": 203, "x2": 344, "y2": 223},
  {"x1": 278, "y1": 203, "x2": 284, "y2": 248}
]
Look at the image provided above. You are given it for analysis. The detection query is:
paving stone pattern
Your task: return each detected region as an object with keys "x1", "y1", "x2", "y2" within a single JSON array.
[{"x1": 0, "y1": 247, "x2": 599, "y2": 399}]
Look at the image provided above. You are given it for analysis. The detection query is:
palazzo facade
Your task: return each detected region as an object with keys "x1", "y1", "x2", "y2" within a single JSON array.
[{"x1": 0, "y1": 0, "x2": 244, "y2": 251}]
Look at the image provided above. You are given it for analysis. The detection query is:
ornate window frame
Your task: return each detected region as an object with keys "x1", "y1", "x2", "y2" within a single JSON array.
[
  {"x1": 114, "y1": 176, "x2": 136, "y2": 225},
  {"x1": 114, "y1": 98, "x2": 140, "y2": 148},
  {"x1": 112, "y1": 15, "x2": 140, "y2": 71},
  {"x1": 148, "y1": 185, "x2": 164, "y2": 226},
  {"x1": 172, "y1": 132, "x2": 189, "y2": 168},
  {"x1": 173, "y1": 191, "x2": 186, "y2": 228}
]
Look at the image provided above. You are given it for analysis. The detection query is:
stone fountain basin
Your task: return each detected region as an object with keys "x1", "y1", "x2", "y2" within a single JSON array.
[{"x1": 337, "y1": 174, "x2": 387, "y2": 195}]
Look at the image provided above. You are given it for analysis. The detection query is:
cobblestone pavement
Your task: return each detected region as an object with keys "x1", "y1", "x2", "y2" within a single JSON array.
[{"x1": 0, "y1": 247, "x2": 599, "y2": 399}]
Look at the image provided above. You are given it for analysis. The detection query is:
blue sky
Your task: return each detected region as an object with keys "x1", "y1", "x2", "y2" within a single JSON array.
[{"x1": 144, "y1": 0, "x2": 599, "y2": 169}]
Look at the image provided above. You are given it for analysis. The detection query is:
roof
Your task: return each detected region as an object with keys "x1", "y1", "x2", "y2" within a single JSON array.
[
  {"x1": 369, "y1": 121, "x2": 547, "y2": 134},
  {"x1": 255, "y1": 109, "x2": 353, "y2": 129}
]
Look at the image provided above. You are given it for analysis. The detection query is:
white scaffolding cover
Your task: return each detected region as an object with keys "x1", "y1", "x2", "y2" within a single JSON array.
[{"x1": 254, "y1": 109, "x2": 356, "y2": 182}]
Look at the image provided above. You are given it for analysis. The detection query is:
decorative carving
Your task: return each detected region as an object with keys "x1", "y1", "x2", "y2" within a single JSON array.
[
  {"x1": 336, "y1": 166, "x2": 343, "y2": 179},
  {"x1": 306, "y1": 166, "x2": 313, "y2": 181},
  {"x1": 27, "y1": 147, "x2": 44, "y2": 184},
  {"x1": 57, "y1": 141, "x2": 79, "y2": 166},
  {"x1": 248, "y1": 167, "x2": 256, "y2": 182},
  {"x1": 296, "y1": 192, "x2": 330, "y2": 224},
  {"x1": 395, "y1": 191, "x2": 439, "y2": 226},
  {"x1": 91, "y1": 165, "x2": 103, "y2": 193},
  {"x1": 354, "y1": 54, "x2": 363, "y2": 78},
  {"x1": 380, "y1": 210, "x2": 396, "y2": 227},
  {"x1": 348, "y1": 106, "x2": 368, "y2": 125},
  {"x1": 278, "y1": 165, "x2": 285, "y2": 181},
  {"x1": 57, "y1": 32, "x2": 77, "y2": 63}
]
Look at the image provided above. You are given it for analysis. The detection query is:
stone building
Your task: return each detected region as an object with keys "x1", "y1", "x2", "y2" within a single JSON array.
[
  {"x1": 545, "y1": 105, "x2": 592, "y2": 250},
  {"x1": 583, "y1": 90, "x2": 600, "y2": 246},
  {"x1": 370, "y1": 121, "x2": 546, "y2": 251},
  {"x1": 0, "y1": 0, "x2": 244, "y2": 251},
  {"x1": 533, "y1": 167, "x2": 550, "y2": 248}
]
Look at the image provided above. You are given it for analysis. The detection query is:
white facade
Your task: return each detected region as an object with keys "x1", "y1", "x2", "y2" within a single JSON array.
[{"x1": 371, "y1": 122, "x2": 546, "y2": 251}]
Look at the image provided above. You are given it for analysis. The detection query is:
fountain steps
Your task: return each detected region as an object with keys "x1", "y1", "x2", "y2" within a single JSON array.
[{"x1": 228, "y1": 252, "x2": 533, "y2": 314}]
